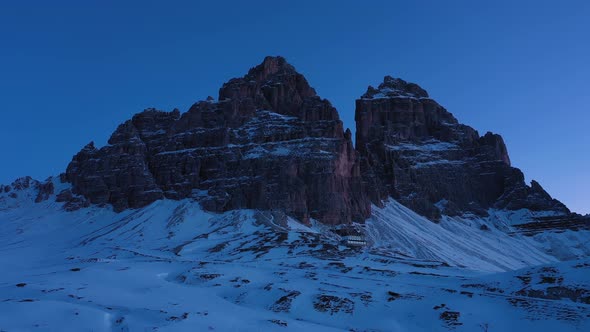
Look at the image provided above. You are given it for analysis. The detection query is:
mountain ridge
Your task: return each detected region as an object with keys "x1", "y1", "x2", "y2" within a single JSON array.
[
  {"x1": 0, "y1": 56, "x2": 574, "y2": 223},
  {"x1": 1, "y1": 62, "x2": 589, "y2": 329}
]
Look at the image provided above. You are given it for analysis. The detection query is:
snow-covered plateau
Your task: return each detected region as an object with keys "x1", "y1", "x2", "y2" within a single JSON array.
[{"x1": 0, "y1": 180, "x2": 589, "y2": 331}]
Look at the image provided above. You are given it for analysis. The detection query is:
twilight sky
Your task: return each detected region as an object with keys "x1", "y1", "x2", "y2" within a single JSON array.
[{"x1": 0, "y1": 1, "x2": 588, "y2": 214}]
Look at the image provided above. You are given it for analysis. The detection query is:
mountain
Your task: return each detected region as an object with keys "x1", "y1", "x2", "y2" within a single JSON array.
[
  {"x1": 356, "y1": 75, "x2": 570, "y2": 220},
  {"x1": 1, "y1": 56, "x2": 589, "y2": 331},
  {"x1": 64, "y1": 56, "x2": 369, "y2": 225},
  {"x1": 58, "y1": 56, "x2": 572, "y2": 226}
]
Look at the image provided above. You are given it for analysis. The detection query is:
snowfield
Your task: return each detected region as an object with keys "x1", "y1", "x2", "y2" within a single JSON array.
[{"x1": 0, "y1": 182, "x2": 589, "y2": 331}]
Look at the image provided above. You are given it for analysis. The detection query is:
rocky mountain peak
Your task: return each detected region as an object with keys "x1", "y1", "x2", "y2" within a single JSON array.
[
  {"x1": 246, "y1": 56, "x2": 299, "y2": 82},
  {"x1": 362, "y1": 76, "x2": 429, "y2": 99},
  {"x1": 218, "y1": 56, "x2": 330, "y2": 121}
]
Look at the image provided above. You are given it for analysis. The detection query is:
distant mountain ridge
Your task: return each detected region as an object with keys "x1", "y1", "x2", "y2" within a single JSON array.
[{"x1": 2, "y1": 56, "x2": 573, "y2": 224}]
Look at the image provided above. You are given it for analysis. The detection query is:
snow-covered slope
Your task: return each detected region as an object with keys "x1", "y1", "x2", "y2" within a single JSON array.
[
  {"x1": 0, "y1": 184, "x2": 589, "y2": 331},
  {"x1": 366, "y1": 200, "x2": 557, "y2": 272}
]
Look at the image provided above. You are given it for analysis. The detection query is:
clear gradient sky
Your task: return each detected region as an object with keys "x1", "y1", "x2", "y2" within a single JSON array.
[{"x1": 0, "y1": 1, "x2": 588, "y2": 214}]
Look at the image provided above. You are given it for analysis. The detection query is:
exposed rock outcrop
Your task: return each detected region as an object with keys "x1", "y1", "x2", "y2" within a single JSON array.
[
  {"x1": 65, "y1": 56, "x2": 370, "y2": 225},
  {"x1": 34, "y1": 180, "x2": 54, "y2": 203},
  {"x1": 11, "y1": 176, "x2": 35, "y2": 191},
  {"x1": 1, "y1": 177, "x2": 55, "y2": 208},
  {"x1": 355, "y1": 76, "x2": 569, "y2": 220},
  {"x1": 55, "y1": 189, "x2": 91, "y2": 211}
]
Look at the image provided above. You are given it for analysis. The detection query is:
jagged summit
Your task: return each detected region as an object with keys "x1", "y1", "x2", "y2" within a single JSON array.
[
  {"x1": 244, "y1": 56, "x2": 301, "y2": 84},
  {"x1": 218, "y1": 56, "x2": 336, "y2": 122},
  {"x1": 362, "y1": 75, "x2": 429, "y2": 99}
]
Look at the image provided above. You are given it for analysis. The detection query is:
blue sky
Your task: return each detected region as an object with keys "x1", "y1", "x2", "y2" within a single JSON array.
[{"x1": 0, "y1": 1, "x2": 588, "y2": 214}]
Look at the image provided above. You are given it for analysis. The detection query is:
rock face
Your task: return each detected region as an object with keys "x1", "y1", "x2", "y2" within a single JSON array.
[
  {"x1": 355, "y1": 76, "x2": 569, "y2": 220},
  {"x1": 65, "y1": 56, "x2": 370, "y2": 225}
]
